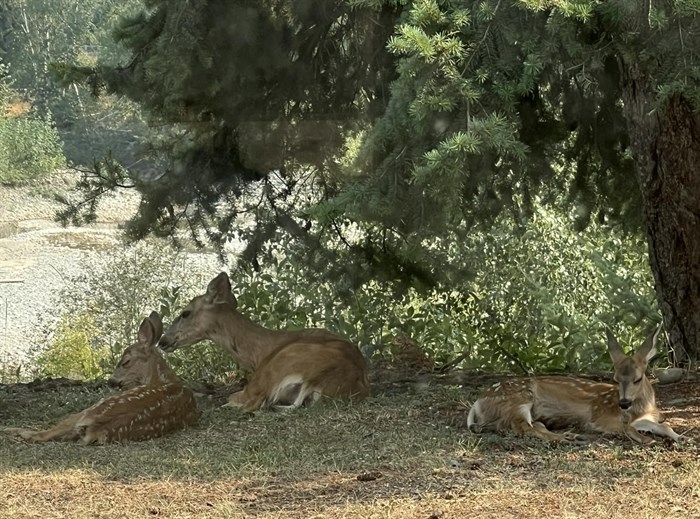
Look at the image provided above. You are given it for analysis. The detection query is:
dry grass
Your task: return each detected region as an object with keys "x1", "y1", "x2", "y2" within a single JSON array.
[{"x1": 1, "y1": 370, "x2": 699, "y2": 518}]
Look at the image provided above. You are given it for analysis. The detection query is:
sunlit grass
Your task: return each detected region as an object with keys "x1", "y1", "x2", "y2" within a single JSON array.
[{"x1": 1, "y1": 373, "x2": 698, "y2": 518}]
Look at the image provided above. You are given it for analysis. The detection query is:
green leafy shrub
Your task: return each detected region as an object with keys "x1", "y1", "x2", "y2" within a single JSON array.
[
  {"x1": 459, "y1": 206, "x2": 658, "y2": 373},
  {"x1": 34, "y1": 238, "x2": 235, "y2": 383},
  {"x1": 224, "y1": 202, "x2": 658, "y2": 375},
  {"x1": 0, "y1": 67, "x2": 65, "y2": 184},
  {"x1": 35, "y1": 312, "x2": 109, "y2": 379}
]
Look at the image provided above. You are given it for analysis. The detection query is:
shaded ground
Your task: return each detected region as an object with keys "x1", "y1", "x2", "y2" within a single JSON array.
[{"x1": 1, "y1": 368, "x2": 699, "y2": 518}]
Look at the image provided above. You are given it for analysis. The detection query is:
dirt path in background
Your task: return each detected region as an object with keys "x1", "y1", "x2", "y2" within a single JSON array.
[{"x1": 0, "y1": 171, "x2": 140, "y2": 366}]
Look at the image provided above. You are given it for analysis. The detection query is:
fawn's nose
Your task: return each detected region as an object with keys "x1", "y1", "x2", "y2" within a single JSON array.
[
  {"x1": 158, "y1": 337, "x2": 173, "y2": 352},
  {"x1": 619, "y1": 399, "x2": 632, "y2": 410},
  {"x1": 107, "y1": 377, "x2": 122, "y2": 388}
]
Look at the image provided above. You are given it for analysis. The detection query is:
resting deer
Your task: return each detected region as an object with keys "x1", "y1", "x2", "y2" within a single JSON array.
[
  {"x1": 3, "y1": 312, "x2": 198, "y2": 444},
  {"x1": 158, "y1": 272, "x2": 370, "y2": 411},
  {"x1": 467, "y1": 326, "x2": 681, "y2": 444}
]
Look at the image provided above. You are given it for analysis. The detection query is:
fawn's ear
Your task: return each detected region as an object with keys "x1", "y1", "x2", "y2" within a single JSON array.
[
  {"x1": 148, "y1": 311, "x2": 163, "y2": 341},
  {"x1": 205, "y1": 272, "x2": 238, "y2": 306},
  {"x1": 635, "y1": 325, "x2": 661, "y2": 364},
  {"x1": 605, "y1": 326, "x2": 626, "y2": 364},
  {"x1": 137, "y1": 317, "x2": 156, "y2": 346}
]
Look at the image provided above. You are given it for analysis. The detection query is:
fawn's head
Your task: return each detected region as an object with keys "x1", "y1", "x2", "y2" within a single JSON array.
[
  {"x1": 108, "y1": 312, "x2": 165, "y2": 388},
  {"x1": 606, "y1": 325, "x2": 660, "y2": 410},
  {"x1": 158, "y1": 272, "x2": 238, "y2": 353}
]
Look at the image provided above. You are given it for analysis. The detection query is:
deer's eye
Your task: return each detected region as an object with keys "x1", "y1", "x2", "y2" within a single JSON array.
[
  {"x1": 181, "y1": 310, "x2": 192, "y2": 319},
  {"x1": 121, "y1": 359, "x2": 131, "y2": 368},
  {"x1": 633, "y1": 378, "x2": 643, "y2": 384}
]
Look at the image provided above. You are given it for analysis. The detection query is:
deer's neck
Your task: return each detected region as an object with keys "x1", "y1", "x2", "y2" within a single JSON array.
[
  {"x1": 208, "y1": 309, "x2": 296, "y2": 371},
  {"x1": 146, "y1": 350, "x2": 182, "y2": 386},
  {"x1": 630, "y1": 379, "x2": 659, "y2": 419}
]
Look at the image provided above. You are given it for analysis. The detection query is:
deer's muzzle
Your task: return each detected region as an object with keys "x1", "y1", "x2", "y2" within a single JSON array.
[
  {"x1": 158, "y1": 337, "x2": 175, "y2": 352},
  {"x1": 619, "y1": 399, "x2": 632, "y2": 410}
]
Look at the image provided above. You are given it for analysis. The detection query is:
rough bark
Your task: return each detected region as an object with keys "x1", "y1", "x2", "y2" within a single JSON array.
[{"x1": 622, "y1": 63, "x2": 700, "y2": 364}]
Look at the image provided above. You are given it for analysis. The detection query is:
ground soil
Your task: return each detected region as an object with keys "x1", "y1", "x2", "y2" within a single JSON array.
[{"x1": 1, "y1": 368, "x2": 698, "y2": 518}]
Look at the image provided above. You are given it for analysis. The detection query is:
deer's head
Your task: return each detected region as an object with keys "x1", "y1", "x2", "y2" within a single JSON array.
[
  {"x1": 606, "y1": 325, "x2": 660, "y2": 410},
  {"x1": 108, "y1": 311, "x2": 164, "y2": 388},
  {"x1": 158, "y1": 272, "x2": 238, "y2": 353}
]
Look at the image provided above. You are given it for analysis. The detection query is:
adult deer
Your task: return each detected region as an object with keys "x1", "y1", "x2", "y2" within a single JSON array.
[
  {"x1": 158, "y1": 272, "x2": 370, "y2": 411},
  {"x1": 3, "y1": 312, "x2": 198, "y2": 444},
  {"x1": 467, "y1": 326, "x2": 681, "y2": 444}
]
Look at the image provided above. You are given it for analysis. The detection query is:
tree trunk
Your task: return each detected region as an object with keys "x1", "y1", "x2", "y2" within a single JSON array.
[{"x1": 622, "y1": 64, "x2": 700, "y2": 364}]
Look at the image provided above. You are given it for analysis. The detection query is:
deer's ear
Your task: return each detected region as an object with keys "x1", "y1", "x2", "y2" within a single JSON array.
[
  {"x1": 137, "y1": 317, "x2": 156, "y2": 346},
  {"x1": 636, "y1": 325, "x2": 661, "y2": 363},
  {"x1": 148, "y1": 311, "x2": 163, "y2": 341},
  {"x1": 605, "y1": 326, "x2": 626, "y2": 364},
  {"x1": 205, "y1": 272, "x2": 237, "y2": 306}
]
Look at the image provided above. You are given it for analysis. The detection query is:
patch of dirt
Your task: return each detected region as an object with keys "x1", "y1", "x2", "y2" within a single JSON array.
[
  {"x1": 0, "y1": 170, "x2": 143, "y2": 366},
  {"x1": 0, "y1": 222, "x2": 19, "y2": 239},
  {"x1": 43, "y1": 229, "x2": 122, "y2": 251},
  {"x1": 0, "y1": 170, "x2": 140, "y2": 226}
]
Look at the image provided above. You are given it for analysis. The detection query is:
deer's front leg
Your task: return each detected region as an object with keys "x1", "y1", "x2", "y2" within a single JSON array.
[
  {"x1": 623, "y1": 423, "x2": 655, "y2": 445},
  {"x1": 631, "y1": 417, "x2": 682, "y2": 442},
  {"x1": 223, "y1": 390, "x2": 246, "y2": 408}
]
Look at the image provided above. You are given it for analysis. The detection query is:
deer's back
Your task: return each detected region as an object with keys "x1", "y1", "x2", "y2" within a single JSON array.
[
  {"x1": 476, "y1": 376, "x2": 616, "y2": 427},
  {"x1": 77, "y1": 383, "x2": 198, "y2": 444},
  {"x1": 273, "y1": 328, "x2": 348, "y2": 348}
]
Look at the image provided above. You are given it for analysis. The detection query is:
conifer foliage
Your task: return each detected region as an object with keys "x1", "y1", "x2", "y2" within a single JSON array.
[
  {"x1": 58, "y1": 0, "x2": 700, "y2": 361},
  {"x1": 56, "y1": 0, "x2": 400, "y2": 260}
]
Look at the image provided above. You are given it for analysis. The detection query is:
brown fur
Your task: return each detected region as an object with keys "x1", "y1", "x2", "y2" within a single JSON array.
[
  {"x1": 467, "y1": 326, "x2": 680, "y2": 443},
  {"x1": 4, "y1": 312, "x2": 198, "y2": 444},
  {"x1": 158, "y1": 272, "x2": 370, "y2": 411}
]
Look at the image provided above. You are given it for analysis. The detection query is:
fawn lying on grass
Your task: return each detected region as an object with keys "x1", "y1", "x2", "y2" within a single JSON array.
[
  {"x1": 3, "y1": 312, "x2": 198, "y2": 444},
  {"x1": 467, "y1": 326, "x2": 681, "y2": 443}
]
